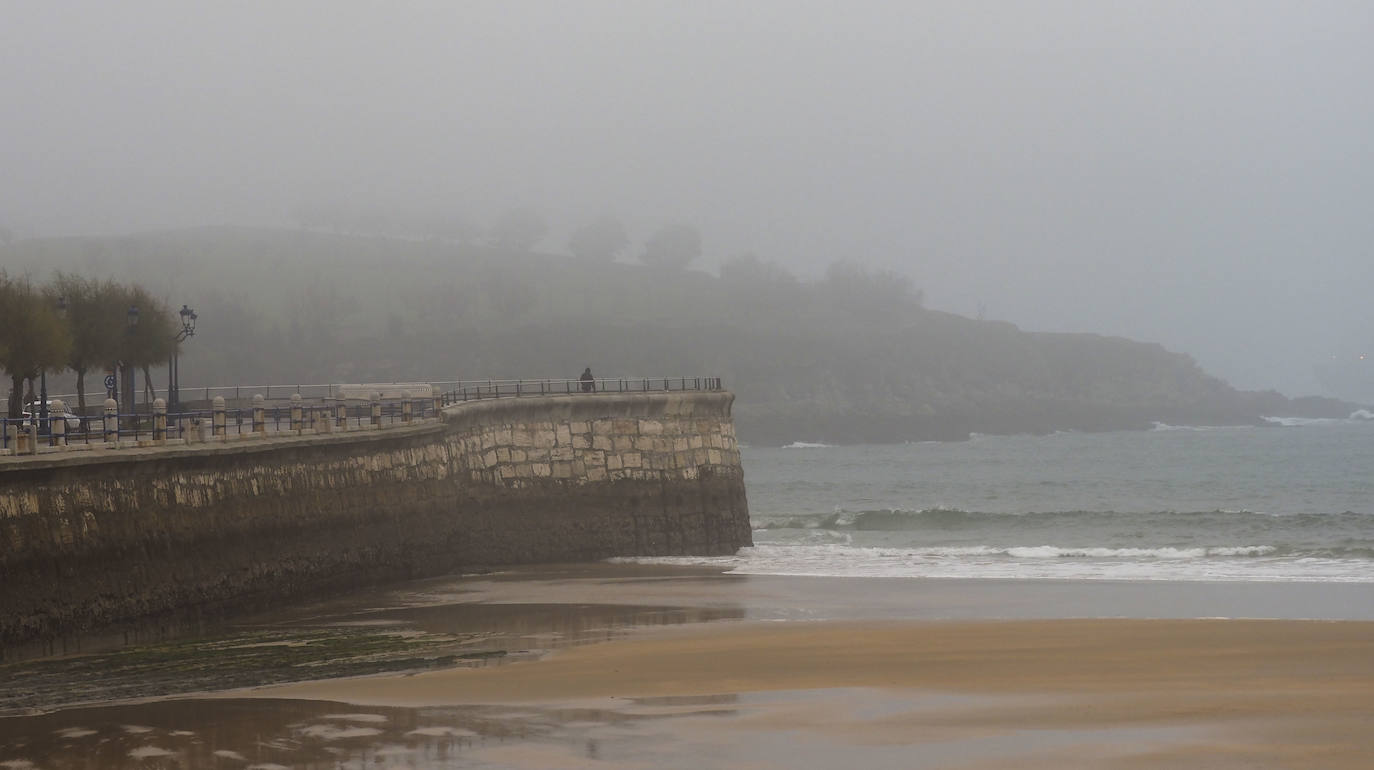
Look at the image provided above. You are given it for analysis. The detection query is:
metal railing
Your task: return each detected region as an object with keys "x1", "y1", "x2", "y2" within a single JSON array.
[
  {"x1": 4, "y1": 376, "x2": 725, "y2": 453},
  {"x1": 440, "y1": 377, "x2": 723, "y2": 405},
  {"x1": 0, "y1": 398, "x2": 436, "y2": 452}
]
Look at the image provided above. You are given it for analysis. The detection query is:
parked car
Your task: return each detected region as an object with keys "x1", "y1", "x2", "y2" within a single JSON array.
[{"x1": 20, "y1": 401, "x2": 83, "y2": 431}]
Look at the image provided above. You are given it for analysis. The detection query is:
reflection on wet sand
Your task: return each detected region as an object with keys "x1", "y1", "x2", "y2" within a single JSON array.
[
  {"x1": 0, "y1": 695, "x2": 757, "y2": 770},
  {"x1": 0, "y1": 576, "x2": 743, "y2": 716}
]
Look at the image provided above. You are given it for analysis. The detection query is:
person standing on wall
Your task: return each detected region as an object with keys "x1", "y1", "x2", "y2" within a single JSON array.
[{"x1": 580, "y1": 367, "x2": 596, "y2": 393}]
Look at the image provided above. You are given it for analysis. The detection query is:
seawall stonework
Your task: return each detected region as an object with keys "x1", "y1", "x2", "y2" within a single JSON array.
[{"x1": 0, "y1": 392, "x2": 750, "y2": 653}]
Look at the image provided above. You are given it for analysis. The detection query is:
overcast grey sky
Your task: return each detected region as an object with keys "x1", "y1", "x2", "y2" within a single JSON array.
[{"x1": 3, "y1": 1, "x2": 1370, "y2": 395}]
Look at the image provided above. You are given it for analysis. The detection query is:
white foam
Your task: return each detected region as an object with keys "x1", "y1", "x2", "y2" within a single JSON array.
[
  {"x1": 782, "y1": 441, "x2": 833, "y2": 449},
  {"x1": 612, "y1": 543, "x2": 1369, "y2": 583},
  {"x1": 213, "y1": 750, "x2": 247, "y2": 760},
  {"x1": 127, "y1": 746, "x2": 173, "y2": 759}
]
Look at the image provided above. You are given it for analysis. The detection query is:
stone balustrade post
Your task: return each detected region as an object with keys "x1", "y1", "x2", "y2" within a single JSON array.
[
  {"x1": 335, "y1": 401, "x2": 347, "y2": 429},
  {"x1": 290, "y1": 393, "x2": 303, "y2": 431},
  {"x1": 21, "y1": 421, "x2": 36, "y2": 453},
  {"x1": 152, "y1": 398, "x2": 166, "y2": 441},
  {"x1": 370, "y1": 393, "x2": 381, "y2": 427},
  {"x1": 402, "y1": 397, "x2": 413, "y2": 424},
  {"x1": 50, "y1": 399, "x2": 68, "y2": 447},
  {"x1": 212, "y1": 396, "x2": 227, "y2": 437},
  {"x1": 252, "y1": 394, "x2": 266, "y2": 433},
  {"x1": 432, "y1": 385, "x2": 442, "y2": 414},
  {"x1": 104, "y1": 398, "x2": 119, "y2": 443}
]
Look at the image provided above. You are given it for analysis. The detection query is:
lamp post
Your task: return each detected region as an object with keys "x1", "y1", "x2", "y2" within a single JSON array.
[
  {"x1": 168, "y1": 304, "x2": 197, "y2": 411},
  {"x1": 38, "y1": 296, "x2": 69, "y2": 431},
  {"x1": 122, "y1": 304, "x2": 139, "y2": 415}
]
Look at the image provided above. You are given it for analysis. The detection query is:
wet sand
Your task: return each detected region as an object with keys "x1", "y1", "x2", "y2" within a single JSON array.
[
  {"x1": 5, "y1": 567, "x2": 1374, "y2": 768},
  {"x1": 250, "y1": 617, "x2": 1374, "y2": 768}
]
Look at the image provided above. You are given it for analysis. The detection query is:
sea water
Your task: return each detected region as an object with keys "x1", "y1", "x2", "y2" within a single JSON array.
[{"x1": 630, "y1": 416, "x2": 1374, "y2": 583}]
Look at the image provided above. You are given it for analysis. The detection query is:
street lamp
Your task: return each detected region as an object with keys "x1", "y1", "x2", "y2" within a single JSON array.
[
  {"x1": 168, "y1": 304, "x2": 197, "y2": 410},
  {"x1": 122, "y1": 305, "x2": 139, "y2": 415},
  {"x1": 38, "y1": 296, "x2": 69, "y2": 430}
]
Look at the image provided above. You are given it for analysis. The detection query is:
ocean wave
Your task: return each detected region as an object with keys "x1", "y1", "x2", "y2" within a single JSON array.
[
  {"x1": 757, "y1": 507, "x2": 1281, "y2": 531},
  {"x1": 1000, "y1": 545, "x2": 1276, "y2": 559},
  {"x1": 781, "y1": 441, "x2": 834, "y2": 449},
  {"x1": 1151, "y1": 422, "x2": 1217, "y2": 432},
  {"x1": 612, "y1": 542, "x2": 1374, "y2": 583},
  {"x1": 1262, "y1": 411, "x2": 1374, "y2": 426}
]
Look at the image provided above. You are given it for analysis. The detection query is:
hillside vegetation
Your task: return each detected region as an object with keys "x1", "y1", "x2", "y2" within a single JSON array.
[{"x1": 0, "y1": 227, "x2": 1349, "y2": 443}]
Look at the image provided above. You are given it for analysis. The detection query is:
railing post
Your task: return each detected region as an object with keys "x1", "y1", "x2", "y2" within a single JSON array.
[
  {"x1": 152, "y1": 398, "x2": 166, "y2": 442},
  {"x1": 50, "y1": 399, "x2": 68, "y2": 447},
  {"x1": 252, "y1": 394, "x2": 266, "y2": 433},
  {"x1": 104, "y1": 398, "x2": 119, "y2": 443},
  {"x1": 402, "y1": 397, "x2": 413, "y2": 424},
  {"x1": 212, "y1": 396, "x2": 227, "y2": 437},
  {"x1": 290, "y1": 393, "x2": 303, "y2": 432},
  {"x1": 21, "y1": 420, "x2": 36, "y2": 454},
  {"x1": 370, "y1": 393, "x2": 381, "y2": 427}
]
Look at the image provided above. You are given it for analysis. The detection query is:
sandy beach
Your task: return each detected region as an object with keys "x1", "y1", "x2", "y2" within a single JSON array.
[
  {"x1": 251, "y1": 616, "x2": 1374, "y2": 768},
  {"x1": 5, "y1": 568, "x2": 1374, "y2": 769}
]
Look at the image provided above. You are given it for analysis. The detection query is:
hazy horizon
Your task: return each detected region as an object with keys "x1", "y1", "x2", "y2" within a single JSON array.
[{"x1": 3, "y1": 1, "x2": 1370, "y2": 396}]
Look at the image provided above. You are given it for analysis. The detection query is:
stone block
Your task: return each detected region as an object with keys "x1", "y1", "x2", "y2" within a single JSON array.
[
  {"x1": 556, "y1": 425, "x2": 572, "y2": 446},
  {"x1": 497, "y1": 447, "x2": 511, "y2": 463},
  {"x1": 532, "y1": 462, "x2": 552, "y2": 477},
  {"x1": 593, "y1": 419, "x2": 615, "y2": 435},
  {"x1": 607, "y1": 454, "x2": 622, "y2": 471},
  {"x1": 592, "y1": 435, "x2": 613, "y2": 451},
  {"x1": 569, "y1": 421, "x2": 589, "y2": 435},
  {"x1": 708, "y1": 449, "x2": 722, "y2": 465},
  {"x1": 553, "y1": 462, "x2": 573, "y2": 479},
  {"x1": 571, "y1": 434, "x2": 590, "y2": 449},
  {"x1": 623, "y1": 452, "x2": 642, "y2": 468},
  {"x1": 613, "y1": 419, "x2": 638, "y2": 435},
  {"x1": 639, "y1": 420, "x2": 664, "y2": 435},
  {"x1": 534, "y1": 429, "x2": 557, "y2": 449}
]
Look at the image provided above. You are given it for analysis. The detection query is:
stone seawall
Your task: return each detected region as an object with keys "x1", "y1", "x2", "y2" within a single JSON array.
[{"x1": 0, "y1": 391, "x2": 750, "y2": 655}]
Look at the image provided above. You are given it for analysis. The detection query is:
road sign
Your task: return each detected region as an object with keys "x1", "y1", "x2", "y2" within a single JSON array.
[{"x1": 104, "y1": 374, "x2": 117, "y2": 391}]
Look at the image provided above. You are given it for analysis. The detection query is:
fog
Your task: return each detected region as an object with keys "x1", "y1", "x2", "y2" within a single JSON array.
[{"x1": 3, "y1": 1, "x2": 1370, "y2": 395}]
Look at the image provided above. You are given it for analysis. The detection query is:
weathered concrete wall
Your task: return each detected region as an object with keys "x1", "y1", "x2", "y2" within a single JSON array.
[{"x1": 0, "y1": 392, "x2": 750, "y2": 654}]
